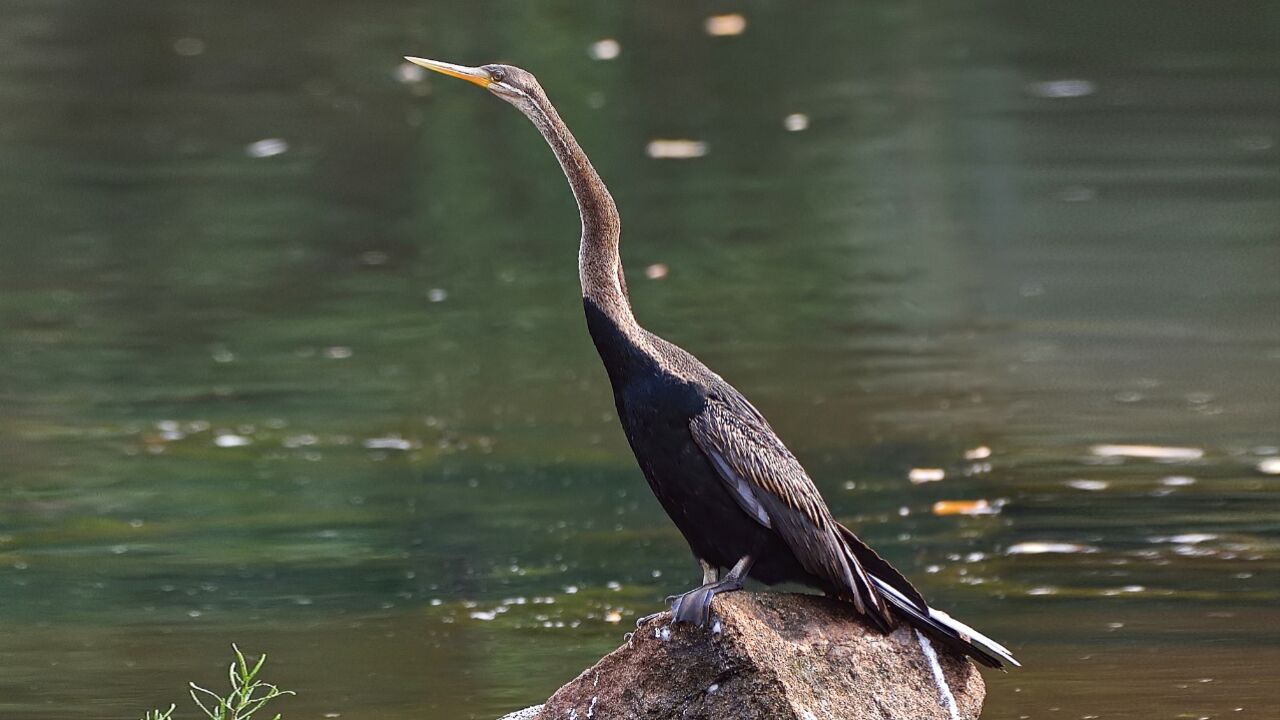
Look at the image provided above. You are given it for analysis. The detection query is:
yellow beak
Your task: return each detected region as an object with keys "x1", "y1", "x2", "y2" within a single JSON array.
[{"x1": 404, "y1": 56, "x2": 492, "y2": 88}]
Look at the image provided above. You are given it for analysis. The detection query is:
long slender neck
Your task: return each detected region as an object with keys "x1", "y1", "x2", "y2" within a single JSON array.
[{"x1": 519, "y1": 93, "x2": 637, "y2": 330}]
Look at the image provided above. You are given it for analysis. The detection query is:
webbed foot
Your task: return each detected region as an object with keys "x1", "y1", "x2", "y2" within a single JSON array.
[{"x1": 667, "y1": 575, "x2": 746, "y2": 626}]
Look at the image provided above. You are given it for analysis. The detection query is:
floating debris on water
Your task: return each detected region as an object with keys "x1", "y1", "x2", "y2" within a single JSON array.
[
  {"x1": 783, "y1": 113, "x2": 809, "y2": 132},
  {"x1": 395, "y1": 61, "x2": 427, "y2": 84},
  {"x1": 646, "y1": 139, "x2": 708, "y2": 159},
  {"x1": 1027, "y1": 79, "x2": 1096, "y2": 98},
  {"x1": 931, "y1": 499, "x2": 1000, "y2": 516},
  {"x1": 964, "y1": 446, "x2": 992, "y2": 461},
  {"x1": 362, "y1": 436, "x2": 413, "y2": 451},
  {"x1": 1057, "y1": 185, "x2": 1097, "y2": 203},
  {"x1": 1065, "y1": 479, "x2": 1109, "y2": 491},
  {"x1": 1007, "y1": 542, "x2": 1097, "y2": 555},
  {"x1": 428, "y1": 288, "x2": 448, "y2": 302},
  {"x1": 173, "y1": 37, "x2": 206, "y2": 57},
  {"x1": 214, "y1": 433, "x2": 251, "y2": 448},
  {"x1": 909, "y1": 468, "x2": 945, "y2": 484},
  {"x1": 603, "y1": 609, "x2": 622, "y2": 623},
  {"x1": 246, "y1": 138, "x2": 289, "y2": 158},
  {"x1": 1149, "y1": 533, "x2": 1217, "y2": 544},
  {"x1": 645, "y1": 263, "x2": 669, "y2": 280},
  {"x1": 704, "y1": 13, "x2": 747, "y2": 36},
  {"x1": 1101, "y1": 585, "x2": 1145, "y2": 596},
  {"x1": 588, "y1": 39, "x2": 621, "y2": 61},
  {"x1": 1090, "y1": 444, "x2": 1204, "y2": 461}
]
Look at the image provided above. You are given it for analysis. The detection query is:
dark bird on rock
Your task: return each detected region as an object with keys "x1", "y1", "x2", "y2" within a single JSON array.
[{"x1": 406, "y1": 56, "x2": 1018, "y2": 669}]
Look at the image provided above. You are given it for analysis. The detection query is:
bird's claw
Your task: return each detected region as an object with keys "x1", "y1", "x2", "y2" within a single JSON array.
[{"x1": 634, "y1": 611, "x2": 665, "y2": 629}]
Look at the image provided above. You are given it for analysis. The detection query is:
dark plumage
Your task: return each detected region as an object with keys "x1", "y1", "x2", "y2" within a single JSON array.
[{"x1": 409, "y1": 56, "x2": 1018, "y2": 669}]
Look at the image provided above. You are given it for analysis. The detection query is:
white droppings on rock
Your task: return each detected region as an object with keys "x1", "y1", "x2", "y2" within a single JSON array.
[{"x1": 915, "y1": 630, "x2": 961, "y2": 720}]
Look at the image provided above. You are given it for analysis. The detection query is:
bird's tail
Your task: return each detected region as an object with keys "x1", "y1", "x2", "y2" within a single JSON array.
[
  {"x1": 870, "y1": 574, "x2": 1020, "y2": 669},
  {"x1": 837, "y1": 523, "x2": 1019, "y2": 670}
]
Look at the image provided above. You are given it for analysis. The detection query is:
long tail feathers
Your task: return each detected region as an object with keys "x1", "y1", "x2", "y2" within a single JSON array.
[
  {"x1": 834, "y1": 523, "x2": 1019, "y2": 669},
  {"x1": 871, "y1": 574, "x2": 1020, "y2": 670}
]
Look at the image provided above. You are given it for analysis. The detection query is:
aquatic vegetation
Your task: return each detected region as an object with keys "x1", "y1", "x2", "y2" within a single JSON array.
[{"x1": 139, "y1": 645, "x2": 293, "y2": 720}]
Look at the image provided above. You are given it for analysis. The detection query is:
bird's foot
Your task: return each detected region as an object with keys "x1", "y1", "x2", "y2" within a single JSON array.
[
  {"x1": 667, "y1": 576, "x2": 744, "y2": 627},
  {"x1": 634, "y1": 611, "x2": 666, "y2": 629}
]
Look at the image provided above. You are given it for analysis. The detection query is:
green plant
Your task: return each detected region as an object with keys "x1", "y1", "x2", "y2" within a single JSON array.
[
  {"x1": 188, "y1": 644, "x2": 294, "y2": 720},
  {"x1": 138, "y1": 645, "x2": 293, "y2": 720}
]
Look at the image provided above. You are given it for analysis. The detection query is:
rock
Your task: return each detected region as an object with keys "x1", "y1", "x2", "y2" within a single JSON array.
[
  {"x1": 513, "y1": 591, "x2": 985, "y2": 720},
  {"x1": 498, "y1": 706, "x2": 544, "y2": 720}
]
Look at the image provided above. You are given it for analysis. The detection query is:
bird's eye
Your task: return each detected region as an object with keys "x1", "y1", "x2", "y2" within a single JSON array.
[{"x1": 489, "y1": 68, "x2": 506, "y2": 83}]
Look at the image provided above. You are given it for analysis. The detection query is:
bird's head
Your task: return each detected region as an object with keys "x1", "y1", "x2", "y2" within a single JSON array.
[{"x1": 404, "y1": 57, "x2": 545, "y2": 114}]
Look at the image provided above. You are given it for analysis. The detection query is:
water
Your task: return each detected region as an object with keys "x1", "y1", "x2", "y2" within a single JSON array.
[{"x1": 2, "y1": 2, "x2": 1278, "y2": 718}]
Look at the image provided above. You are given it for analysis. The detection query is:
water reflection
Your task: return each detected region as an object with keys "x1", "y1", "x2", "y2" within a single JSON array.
[{"x1": 1, "y1": 1, "x2": 1278, "y2": 719}]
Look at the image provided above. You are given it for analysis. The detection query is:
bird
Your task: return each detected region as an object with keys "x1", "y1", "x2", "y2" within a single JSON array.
[{"x1": 406, "y1": 56, "x2": 1018, "y2": 669}]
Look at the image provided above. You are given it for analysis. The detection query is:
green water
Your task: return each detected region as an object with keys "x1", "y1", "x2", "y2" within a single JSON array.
[{"x1": 2, "y1": 2, "x2": 1279, "y2": 718}]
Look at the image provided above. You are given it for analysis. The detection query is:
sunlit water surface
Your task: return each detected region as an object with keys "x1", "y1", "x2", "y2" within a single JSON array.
[{"x1": 2, "y1": 2, "x2": 1278, "y2": 719}]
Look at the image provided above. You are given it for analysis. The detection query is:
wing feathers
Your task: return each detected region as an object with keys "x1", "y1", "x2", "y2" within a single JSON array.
[
  {"x1": 703, "y1": 446, "x2": 772, "y2": 528},
  {"x1": 690, "y1": 395, "x2": 889, "y2": 627}
]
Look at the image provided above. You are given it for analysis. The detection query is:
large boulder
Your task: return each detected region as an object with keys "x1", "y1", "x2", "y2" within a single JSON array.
[{"x1": 503, "y1": 591, "x2": 985, "y2": 720}]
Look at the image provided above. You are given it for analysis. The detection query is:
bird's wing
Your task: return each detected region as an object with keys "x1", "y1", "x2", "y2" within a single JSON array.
[{"x1": 689, "y1": 393, "x2": 895, "y2": 627}]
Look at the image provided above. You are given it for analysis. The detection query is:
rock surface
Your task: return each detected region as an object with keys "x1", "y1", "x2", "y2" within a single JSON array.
[{"x1": 504, "y1": 591, "x2": 985, "y2": 720}]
